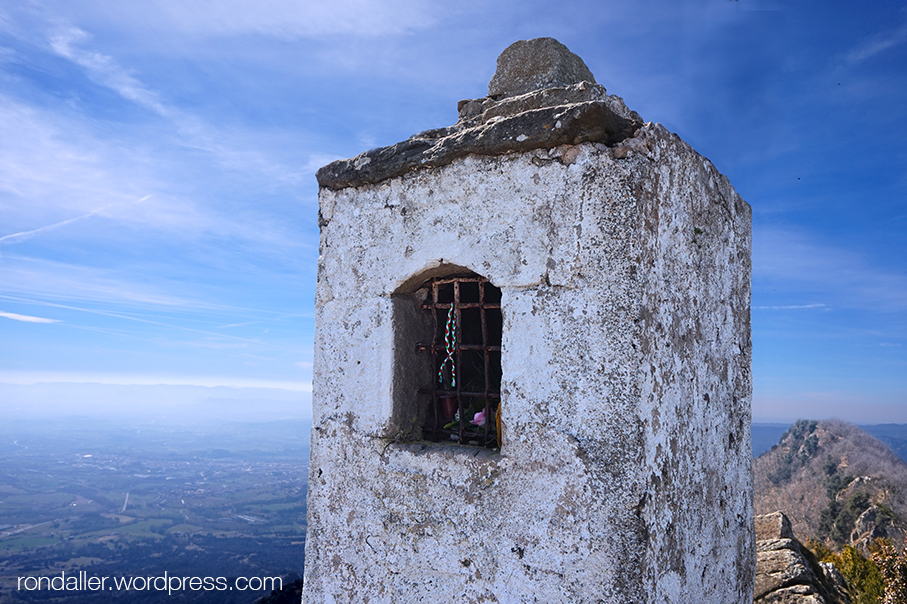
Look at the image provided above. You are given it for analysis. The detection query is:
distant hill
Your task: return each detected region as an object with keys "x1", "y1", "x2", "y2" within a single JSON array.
[
  {"x1": 754, "y1": 422, "x2": 907, "y2": 463},
  {"x1": 754, "y1": 419, "x2": 907, "y2": 552},
  {"x1": 861, "y1": 424, "x2": 907, "y2": 464}
]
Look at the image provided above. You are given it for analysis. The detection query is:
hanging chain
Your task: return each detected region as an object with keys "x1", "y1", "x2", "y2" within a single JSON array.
[{"x1": 438, "y1": 303, "x2": 457, "y2": 388}]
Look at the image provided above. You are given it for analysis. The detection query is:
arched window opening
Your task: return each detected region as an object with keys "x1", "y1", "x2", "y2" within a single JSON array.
[{"x1": 417, "y1": 275, "x2": 502, "y2": 448}]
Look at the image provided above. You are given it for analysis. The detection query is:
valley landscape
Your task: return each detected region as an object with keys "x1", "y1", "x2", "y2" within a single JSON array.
[
  {"x1": 0, "y1": 419, "x2": 309, "y2": 604},
  {"x1": 5, "y1": 418, "x2": 907, "y2": 603}
]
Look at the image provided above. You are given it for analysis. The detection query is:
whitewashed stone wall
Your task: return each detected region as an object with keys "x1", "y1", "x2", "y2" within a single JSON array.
[{"x1": 304, "y1": 38, "x2": 752, "y2": 604}]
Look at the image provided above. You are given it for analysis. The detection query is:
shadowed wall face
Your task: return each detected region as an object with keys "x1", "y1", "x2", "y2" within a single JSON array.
[{"x1": 304, "y1": 38, "x2": 753, "y2": 604}]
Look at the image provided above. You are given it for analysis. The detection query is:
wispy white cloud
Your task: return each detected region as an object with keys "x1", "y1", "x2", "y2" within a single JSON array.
[
  {"x1": 218, "y1": 321, "x2": 260, "y2": 329},
  {"x1": 78, "y1": 0, "x2": 440, "y2": 39},
  {"x1": 754, "y1": 227, "x2": 907, "y2": 313},
  {"x1": 0, "y1": 310, "x2": 59, "y2": 323},
  {"x1": 50, "y1": 27, "x2": 172, "y2": 117},
  {"x1": 844, "y1": 22, "x2": 907, "y2": 65},
  {"x1": 0, "y1": 259, "x2": 201, "y2": 310},
  {"x1": 0, "y1": 91, "x2": 311, "y2": 266},
  {"x1": 0, "y1": 369, "x2": 311, "y2": 391},
  {"x1": 0, "y1": 293, "x2": 304, "y2": 352},
  {"x1": 46, "y1": 27, "x2": 300, "y2": 183},
  {"x1": 0, "y1": 195, "x2": 152, "y2": 245},
  {"x1": 0, "y1": 96, "x2": 141, "y2": 216},
  {"x1": 755, "y1": 303, "x2": 828, "y2": 311}
]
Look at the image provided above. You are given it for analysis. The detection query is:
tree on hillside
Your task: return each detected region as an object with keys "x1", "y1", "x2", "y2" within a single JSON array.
[{"x1": 871, "y1": 540, "x2": 907, "y2": 604}]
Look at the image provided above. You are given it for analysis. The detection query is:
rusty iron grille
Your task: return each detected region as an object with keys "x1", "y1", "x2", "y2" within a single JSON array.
[{"x1": 418, "y1": 276, "x2": 502, "y2": 447}]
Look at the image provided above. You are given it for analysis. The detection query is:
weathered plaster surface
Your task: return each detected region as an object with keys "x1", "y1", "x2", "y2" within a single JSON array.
[{"x1": 304, "y1": 122, "x2": 752, "y2": 602}]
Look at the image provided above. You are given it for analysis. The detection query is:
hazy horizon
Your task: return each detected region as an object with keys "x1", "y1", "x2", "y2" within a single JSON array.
[{"x1": 0, "y1": 382, "x2": 310, "y2": 424}]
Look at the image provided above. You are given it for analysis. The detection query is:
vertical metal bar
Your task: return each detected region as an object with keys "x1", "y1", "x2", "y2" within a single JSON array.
[
  {"x1": 431, "y1": 281, "x2": 440, "y2": 439},
  {"x1": 480, "y1": 279, "x2": 491, "y2": 444},
  {"x1": 453, "y1": 280, "x2": 463, "y2": 443}
]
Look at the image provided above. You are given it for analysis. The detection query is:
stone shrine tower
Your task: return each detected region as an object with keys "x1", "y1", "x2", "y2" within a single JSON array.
[{"x1": 303, "y1": 38, "x2": 753, "y2": 603}]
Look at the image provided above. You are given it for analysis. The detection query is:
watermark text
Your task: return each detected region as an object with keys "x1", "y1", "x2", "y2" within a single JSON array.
[{"x1": 17, "y1": 571, "x2": 282, "y2": 595}]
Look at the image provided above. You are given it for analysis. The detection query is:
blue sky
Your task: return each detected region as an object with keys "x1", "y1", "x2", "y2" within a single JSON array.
[{"x1": 0, "y1": 0, "x2": 904, "y2": 424}]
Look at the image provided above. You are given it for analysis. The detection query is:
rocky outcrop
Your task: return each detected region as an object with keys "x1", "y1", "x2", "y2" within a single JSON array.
[
  {"x1": 755, "y1": 512, "x2": 850, "y2": 604},
  {"x1": 488, "y1": 37, "x2": 597, "y2": 98},
  {"x1": 850, "y1": 504, "x2": 892, "y2": 552},
  {"x1": 316, "y1": 38, "x2": 644, "y2": 190}
]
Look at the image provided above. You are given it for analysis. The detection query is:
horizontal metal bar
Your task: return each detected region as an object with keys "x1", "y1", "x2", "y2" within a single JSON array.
[
  {"x1": 427, "y1": 276, "x2": 486, "y2": 285},
  {"x1": 416, "y1": 344, "x2": 501, "y2": 352},
  {"x1": 417, "y1": 388, "x2": 500, "y2": 398},
  {"x1": 421, "y1": 303, "x2": 501, "y2": 310}
]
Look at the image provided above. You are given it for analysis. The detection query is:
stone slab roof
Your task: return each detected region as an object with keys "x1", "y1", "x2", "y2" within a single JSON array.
[{"x1": 316, "y1": 38, "x2": 644, "y2": 190}]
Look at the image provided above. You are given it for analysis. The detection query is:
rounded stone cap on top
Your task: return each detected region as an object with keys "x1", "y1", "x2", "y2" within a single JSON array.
[{"x1": 488, "y1": 37, "x2": 597, "y2": 98}]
